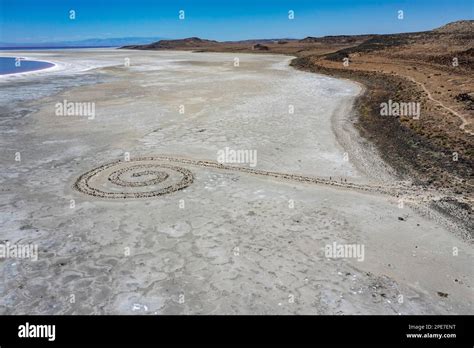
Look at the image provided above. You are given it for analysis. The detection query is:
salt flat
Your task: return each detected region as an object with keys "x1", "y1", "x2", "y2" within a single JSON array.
[{"x1": 0, "y1": 49, "x2": 472, "y2": 314}]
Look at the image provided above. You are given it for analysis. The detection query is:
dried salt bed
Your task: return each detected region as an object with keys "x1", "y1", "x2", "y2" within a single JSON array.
[{"x1": 0, "y1": 49, "x2": 472, "y2": 315}]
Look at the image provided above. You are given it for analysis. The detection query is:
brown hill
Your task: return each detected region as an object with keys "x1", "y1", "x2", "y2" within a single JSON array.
[
  {"x1": 433, "y1": 20, "x2": 474, "y2": 33},
  {"x1": 122, "y1": 37, "x2": 218, "y2": 50},
  {"x1": 299, "y1": 34, "x2": 373, "y2": 44},
  {"x1": 324, "y1": 20, "x2": 474, "y2": 65}
]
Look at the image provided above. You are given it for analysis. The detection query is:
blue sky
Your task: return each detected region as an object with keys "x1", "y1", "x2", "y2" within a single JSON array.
[{"x1": 0, "y1": 0, "x2": 472, "y2": 43}]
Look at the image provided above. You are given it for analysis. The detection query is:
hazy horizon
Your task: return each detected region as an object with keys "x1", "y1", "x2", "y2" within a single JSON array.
[
  {"x1": 1, "y1": 19, "x2": 471, "y2": 47},
  {"x1": 1, "y1": 0, "x2": 472, "y2": 45}
]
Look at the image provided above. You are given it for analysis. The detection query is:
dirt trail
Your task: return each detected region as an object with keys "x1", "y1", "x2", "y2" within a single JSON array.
[{"x1": 405, "y1": 76, "x2": 474, "y2": 136}]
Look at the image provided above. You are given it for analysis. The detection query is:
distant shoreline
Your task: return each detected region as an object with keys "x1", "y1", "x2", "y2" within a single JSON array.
[{"x1": 0, "y1": 46, "x2": 117, "y2": 50}]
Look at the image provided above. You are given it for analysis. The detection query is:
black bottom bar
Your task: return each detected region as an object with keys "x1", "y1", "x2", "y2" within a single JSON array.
[{"x1": 1, "y1": 315, "x2": 472, "y2": 346}]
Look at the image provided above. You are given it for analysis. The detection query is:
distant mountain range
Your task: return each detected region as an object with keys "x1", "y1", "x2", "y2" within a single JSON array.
[{"x1": 0, "y1": 37, "x2": 163, "y2": 48}]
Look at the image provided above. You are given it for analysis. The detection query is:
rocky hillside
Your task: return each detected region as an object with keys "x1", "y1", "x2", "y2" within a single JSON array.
[
  {"x1": 122, "y1": 37, "x2": 218, "y2": 50},
  {"x1": 324, "y1": 20, "x2": 474, "y2": 69},
  {"x1": 299, "y1": 34, "x2": 373, "y2": 44},
  {"x1": 433, "y1": 20, "x2": 473, "y2": 33}
]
